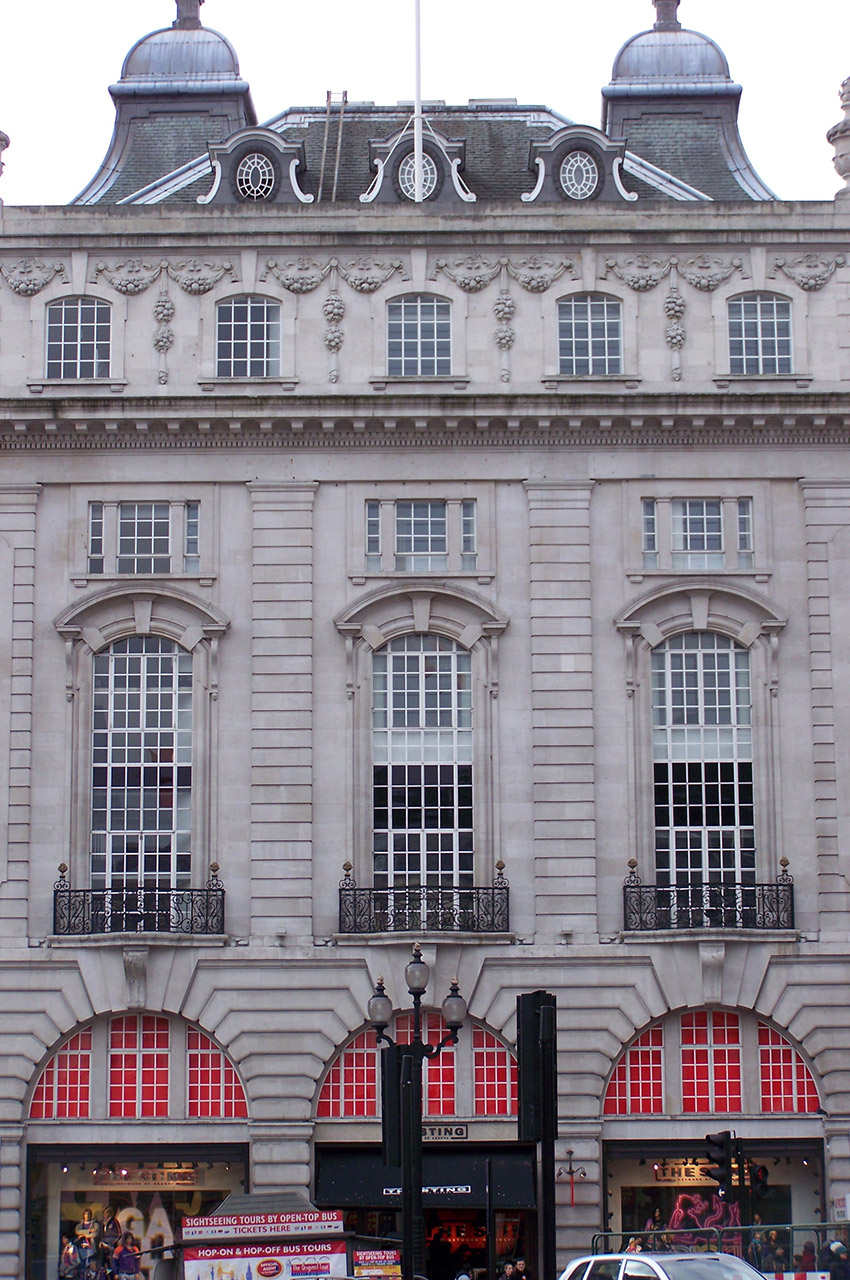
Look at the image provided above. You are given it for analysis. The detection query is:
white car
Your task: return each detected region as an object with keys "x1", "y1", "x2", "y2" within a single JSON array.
[{"x1": 558, "y1": 1253, "x2": 765, "y2": 1280}]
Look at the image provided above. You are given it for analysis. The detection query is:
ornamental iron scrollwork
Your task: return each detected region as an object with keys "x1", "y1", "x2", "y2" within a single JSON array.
[
  {"x1": 339, "y1": 861, "x2": 509, "y2": 934},
  {"x1": 0, "y1": 258, "x2": 68, "y2": 295},
  {"x1": 53, "y1": 862, "x2": 226, "y2": 935},
  {"x1": 622, "y1": 859, "x2": 794, "y2": 932}
]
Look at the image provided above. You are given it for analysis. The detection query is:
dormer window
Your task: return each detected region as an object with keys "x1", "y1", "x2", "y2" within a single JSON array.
[
  {"x1": 559, "y1": 149, "x2": 600, "y2": 200},
  {"x1": 397, "y1": 151, "x2": 439, "y2": 201},
  {"x1": 235, "y1": 151, "x2": 277, "y2": 201}
]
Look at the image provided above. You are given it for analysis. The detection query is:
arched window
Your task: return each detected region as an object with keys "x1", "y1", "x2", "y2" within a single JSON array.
[
  {"x1": 91, "y1": 637, "x2": 193, "y2": 932},
  {"x1": 29, "y1": 1019, "x2": 248, "y2": 1120},
  {"x1": 46, "y1": 297, "x2": 111, "y2": 379},
  {"x1": 728, "y1": 293, "x2": 792, "y2": 375},
  {"x1": 558, "y1": 293, "x2": 622, "y2": 375},
  {"x1": 652, "y1": 633, "x2": 754, "y2": 927},
  {"x1": 603, "y1": 1013, "x2": 819, "y2": 1117},
  {"x1": 316, "y1": 1022, "x2": 517, "y2": 1119},
  {"x1": 387, "y1": 295, "x2": 451, "y2": 376},
  {"x1": 216, "y1": 295, "x2": 281, "y2": 377},
  {"x1": 372, "y1": 635, "x2": 472, "y2": 924},
  {"x1": 603, "y1": 1026, "x2": 664, "y2": 1115}
]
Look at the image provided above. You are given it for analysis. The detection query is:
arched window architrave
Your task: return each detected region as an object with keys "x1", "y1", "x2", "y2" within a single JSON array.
[
  {"x1": 25, "y1": 1012, "x2": 250, "y2": 1124},
  {"x1": 54, "y1": 584, "x2": 230, "y2": 891},
  {"x1": 600, "y1": 1007, "x2": 822, "y2": 1120},
  {"x1": 710, "y1": 284, "x2": 804, "y2": 381},
  {"x1": 334, "y1": 583, "x2": 508, "y2": 888},
  {"x1": 614, "y1": 582, "x2": 787, "y2": 883},
  {"x1": 373, "y1": 289, "x2": 467, "y2": 382}
]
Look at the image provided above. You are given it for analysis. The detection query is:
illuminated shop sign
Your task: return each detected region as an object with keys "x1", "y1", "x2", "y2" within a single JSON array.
[{"x1": 183, "y1": 1212, "x2": 345, "y2": 1241}]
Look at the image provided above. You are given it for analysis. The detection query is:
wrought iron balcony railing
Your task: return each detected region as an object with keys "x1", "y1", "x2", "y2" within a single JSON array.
[
  {"x1": 339, "y1": 862, "x2": 509, "y2": 934},
  {"x1": 53, "y1": 864, "x2": 225, "y2": 936},
  {"x1": 623, "y1": 858, "x2": 794, "y2": 932}
]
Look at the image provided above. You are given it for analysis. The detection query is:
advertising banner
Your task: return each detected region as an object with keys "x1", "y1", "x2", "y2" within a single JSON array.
[
  {"x1": 352, "y1": 1248, "x2": 402, "y2": 1278},
  {"x1": 184, "y1": 1238, "x2": 348, "y2": 1280},
  {"x1": 183, "y1": 1212, "x2": 345, "y2": 1241}
]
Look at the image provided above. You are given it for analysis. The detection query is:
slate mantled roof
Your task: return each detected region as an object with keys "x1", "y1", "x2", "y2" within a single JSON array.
[{"x1": 71, "y1": 1, "x2": 774, "y2": 208}]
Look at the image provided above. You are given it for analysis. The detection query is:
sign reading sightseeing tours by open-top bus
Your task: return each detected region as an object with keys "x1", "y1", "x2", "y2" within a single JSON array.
[{"x1": 182, "y1": 1211, "x2": 345, "y2": 1240}]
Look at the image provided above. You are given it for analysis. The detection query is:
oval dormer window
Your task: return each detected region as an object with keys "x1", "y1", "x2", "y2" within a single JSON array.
[
  {"x1": 560, "y1": 149, "x2": 599, "y2": 200},
  {"x1": 398, "y1": 151, "x2": 439, "y2": 201},
  {"x1": 235, "y1": 152, "x2": 277, "y2": 201}
]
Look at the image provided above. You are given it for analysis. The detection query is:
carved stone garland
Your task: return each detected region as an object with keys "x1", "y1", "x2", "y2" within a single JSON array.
[
  {"x1": 153, "y1": 291, "x2": 175, "y2": 385},
  {"x1": 602, "y1": 253, "x2": 747, "y2": 380},
  {"x1": 260, "y1": 256, "x2": 405, "y2": 382},
  {"x1": 768, "y1": 254, "x2": 846, "y2": 291},
  {"x1": 0, "y1": 258, "x2": 68, "y2": 295},
  {"x1": 433, "y1": 254, "x2": 576, "y2": 380}
]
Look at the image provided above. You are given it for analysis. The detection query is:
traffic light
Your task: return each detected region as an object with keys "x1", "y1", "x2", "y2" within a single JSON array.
[
  {"x1": 705, "y1": 1130, "x2": 734, "y2": 1198},
  {"x1": 750, "y1": 1163, "x2": 770, "y2": 1204}
]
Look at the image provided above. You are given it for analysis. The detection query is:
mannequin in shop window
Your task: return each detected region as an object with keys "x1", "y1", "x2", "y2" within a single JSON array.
[
  {"x1": 75, "y1": 1210, "x2": 100, "y2": 1271},
  {"x1": 101, "y1": 1209, "x2": 121, "y2": 1274},
  {"x1": 59, "y1": 1234, "x2": 83, "y2": 1279},
  {"x1": 113, "y1": 1232, "x2": 141, "y2": 1276}
]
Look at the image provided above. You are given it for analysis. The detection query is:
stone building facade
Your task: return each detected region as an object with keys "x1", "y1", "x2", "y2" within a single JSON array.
[{"x1": 1, "y1": 1, "x2": 850, "y2": 1276}]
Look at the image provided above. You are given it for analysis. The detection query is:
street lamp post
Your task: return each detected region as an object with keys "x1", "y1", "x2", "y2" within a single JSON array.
[{"x1": 368, "y1": 944, "x2": 468, "y2": 1280}]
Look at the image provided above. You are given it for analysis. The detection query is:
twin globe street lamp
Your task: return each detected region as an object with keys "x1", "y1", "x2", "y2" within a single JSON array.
[{"x1": 368, "y1": 944, "x2": 468, "y2": 1280}]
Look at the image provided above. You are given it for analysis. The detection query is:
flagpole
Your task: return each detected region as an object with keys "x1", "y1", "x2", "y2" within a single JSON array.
[{"x1": 413, "y1": 0, "x2": 423, "y2": 202}]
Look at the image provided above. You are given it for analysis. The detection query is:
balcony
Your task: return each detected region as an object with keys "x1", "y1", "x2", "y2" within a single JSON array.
[
  {"x1": 622, "y1": 858, "x2": 794, "y2": 932},
  {"x1": 52, "y1": 864, "x2": 225, "y2": 936},
  {"x1": 338, "y1": 862, "x2": 509, "y2": 934}
]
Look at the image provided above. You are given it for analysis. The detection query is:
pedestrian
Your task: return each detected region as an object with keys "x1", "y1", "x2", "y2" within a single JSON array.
[
  {"x1": 515, "y1": 1259, "x2": 530, "y2": 1280},
  {"x1": 799, "y1": 1242, "x2": 817, "y2": 1274},
  {"x1": 59, "y1": 1234, "x2": 83, "y2": 1279},
  {"x1": 828, "y1": 1241, "x2": 850, "y2": 1280},
  {"x1": 113, "y1": 1232, "x2": 141, "y2": 1276}
]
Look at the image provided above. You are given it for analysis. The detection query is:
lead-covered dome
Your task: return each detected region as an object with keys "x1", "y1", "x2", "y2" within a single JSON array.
[
  {"x1": 120, "y1": 26, "x2": 243, "y2": 85},
  {"x1": 611, "y1": 27, "x2": 732, "y2": 87}
]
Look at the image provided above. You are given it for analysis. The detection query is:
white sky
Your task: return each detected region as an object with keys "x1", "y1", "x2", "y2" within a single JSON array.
[{"x1": 0, "y1": 0, "x2": 846, "y2": 206}]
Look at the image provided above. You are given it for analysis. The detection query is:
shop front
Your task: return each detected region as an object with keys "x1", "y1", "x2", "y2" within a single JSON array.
[
  {"x1": 602, "y1": 1140, "x2": 825, "y2": 1246},
  {"x1": 26, "y1": 1143, "x2": 249, "y2": 1280},
  {"x1": 314, "y1": 1145, "x2": 537, "y2": 1278}
]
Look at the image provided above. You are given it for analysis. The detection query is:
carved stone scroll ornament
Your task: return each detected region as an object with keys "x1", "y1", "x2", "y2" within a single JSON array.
[
  {"x1": 506, "y1": 255, "x2": 574, "y2": 293},
  {"x1": 336, "y1": 257, "x2": 405, "y2": 293},
  {"x1": 603, "y1": 254, "x2": 674, "y2": 291},
  {"x1": 165, "y1": 258, "x2": 235, "y2": 295},
  {"x1": 0, "y1": 258, "x2": 68, "y2": 296},
  {"x1": 260, "y1": 258, "x2": 331, "y2": 293},
  {"x1": 93, "y1": 258, "x2": 165, "y2": 295},
  {"x1": 433, "y1": 255, "x2": 503, "y2": 292},
  {"x1": 769, "y1": 253, "x2": 846, "y2": 291},
  {"x1": 677, "y1": 254, "x2": 745, "y2": 291}
]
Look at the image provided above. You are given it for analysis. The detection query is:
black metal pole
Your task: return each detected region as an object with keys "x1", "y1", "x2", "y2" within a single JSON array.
[
  {"x1": 411, "y1": 1044, "x2": 425, "y2": 1278},
  {"x1": 539, "y1": 1001, "x2": 557, "y2": 1280},
  {"x1": 401, "y1": 1049, "x2": 416, "y2": 1280}
]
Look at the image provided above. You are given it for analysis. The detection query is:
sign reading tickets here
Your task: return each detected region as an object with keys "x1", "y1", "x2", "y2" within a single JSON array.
[
  {"x1": 184, "y1": 1238, "x2": 348, "y2": 1280},
  {"x1": 183, "y1": 1212, "x2": 345, "y2": 1240}
]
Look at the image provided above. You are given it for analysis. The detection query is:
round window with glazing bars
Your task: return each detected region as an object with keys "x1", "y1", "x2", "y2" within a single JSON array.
[
  {"x1": 235, "y1": 152, "x2": 277, "y2": 201},
  {"x1": 559, "y1": 150, "x2": 599, "y2": 200},
  {"x1": 398, "y1": 151, "x2": 439, "y2": 201}
]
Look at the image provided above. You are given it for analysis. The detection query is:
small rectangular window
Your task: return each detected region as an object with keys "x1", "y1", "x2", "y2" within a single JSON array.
[
  {"x1": 387, "y1": 296, "x2": 451, "y2": 377},
  {"x1": 737, "y1": 497, "x2": 754, "y2": 569},
  {"x1": 461, "y1": 499, "x2": 477, "y2": 570},
  {"x1": 642, "y1": 499, "x2": 658, "y2": 570},
  {"x1": 88, "y1": 502, "x2": 105, "y2": 574},
  {"x1": 558, "y1": 294, "x2": 622, "y2": 376},
  {"x1": 184, "y1": 501, "x2": 200, "y2": 573},
  {"x1": 671, "y1": 499, "x2": 724, "y2": 571},
  {"x1": 728, "y1": 294, "x2": 792, "y2": 375},
  {"x1": 366, "y1": 500, "x2": 381, "y2": 573},
  {"x1": 395, "y1": 500, "x2": 448, "y2": 571},
  {"x1": 216, "y1": 296, "x2": 281, "y2": 377},
  {"x1": 47, "y1": 298, "x2": 111, "y2": 380}
]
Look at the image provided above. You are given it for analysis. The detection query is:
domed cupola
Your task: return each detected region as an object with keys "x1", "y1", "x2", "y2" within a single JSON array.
[
  {"x1": 602, "y1": 0, "x2": 775, "y2": 200},
  {"x1": 73, "y1": 0, "x2": 257, "y2": 205}
]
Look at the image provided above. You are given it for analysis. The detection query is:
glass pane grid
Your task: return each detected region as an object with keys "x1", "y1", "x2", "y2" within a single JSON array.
[
  {"x1": 117, "y1": 502, "x2": 172, "y2": 574},
  {"x1": 604, "y1": 1027, "x2": 663, "y2": 1116},
  {"x1": 558, "y1": 294, "x2": 622, "y2": 376},
  {"x1": 387, "y1": 296, "x2": 451, "y2": 377},
  {"x1": 728, "y1": 294, "x2": 792, "y2": 375},
  {"x1": 30, "y1": 1031, "x2": 93, "y2": 1119},
  {"x1": 317, "y1": 1031, "x2": 379, "y2": 1118},
  {"x1": 46, "y1": 298, "x2": 111, "y2": 379},
  {"x1": 217, "y1": 296, "x2": 282, "y2": 377},
  {"x1": 188, "y1": 1029, "x2": 248, "y2": 1117},
  {"x1": 473, "y1": 1028, "x2": 518, "y2": 1116}
]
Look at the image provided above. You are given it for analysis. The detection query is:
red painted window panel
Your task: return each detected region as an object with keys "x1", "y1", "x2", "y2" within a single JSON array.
[
  {"x1": 108, "y1": 1015, "x2": 169, "y2": 1117},
  {"x1": 758, "y1": 1023, "x2": 819, "y2": 1113},
  {"x1": 603, "y1": 1026, "x2": 663, "y2": 1116},
  {"x1": 316, "y1": 1031, "x2": 379, "y2": 1118},
  {"x1": 29, "y1": 1030, "x2": 92, "y2": 1119},
  {"x1": 396, "y1": 1012, "x2": 457, "y2": 1116},
  {"x1": 187, "y1": 1029, "x2": 248, "y2": 1118},
  {"x1": 681, "y1": 1012, "x2": 741, "y2": 1113},
  {"x1": 473, "y1": 1028, "x2": 518, "y2": 1116}
]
